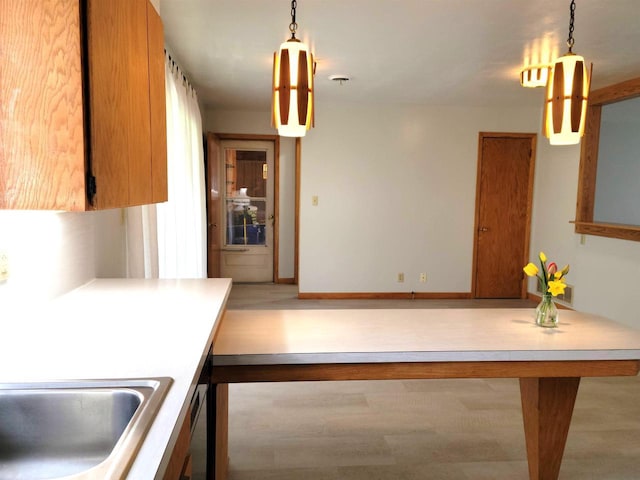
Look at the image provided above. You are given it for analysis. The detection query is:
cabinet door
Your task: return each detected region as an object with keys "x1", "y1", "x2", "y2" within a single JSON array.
[
  {"x1": 1, "y1": 0, "x2": 166, "y2": 210},
  {"x1": 147, "y1": 1, "x2": 168, "y2": 204},
  {"x1": 86, "y1": 0, "x2": 153, "y2": 209},
  {"x1": 163, "y1": 406, "x2": 192, "y2": 480},
  {"x1": 0, "y1": 0, "x2": 87, "y2": 210}
]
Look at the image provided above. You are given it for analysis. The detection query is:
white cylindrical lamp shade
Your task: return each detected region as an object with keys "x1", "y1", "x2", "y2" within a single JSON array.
[
  {"x1": 543, "y1": 53, "x2": 590, "y2": 145},
  {"x1": 272, "y1": 38, "x2": 314, "y2": 137}
]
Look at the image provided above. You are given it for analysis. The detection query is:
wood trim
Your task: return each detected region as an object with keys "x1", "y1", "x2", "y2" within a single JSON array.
[
  {"x1": 215, "y1": 133, "x2": 278, "y2": 141},
  {"x1": 572, "y1": 221, "x2": 640, "y2": 242},
  {"x1": 211, "y1": 360, "x2": 640, "y2": 384},
  {"x1": 476, "y1": 132, "x2": 538, "y2": 138},
  {"x1": 472, "y1": 133, "x2": 537, "y2": 299},
  {"x1": 589, "y1": 76, "x2": 640, "y2": 105},
  {"x1": 273, "y1": 136, "x2": 280, "y2": 283},
  {"x1": 575, "y1": 76, "x2": 640, "y2": 241},
  {"x1": 277, "y1": 277, "x2": 295, "y2": 284},
  {"x1": 576, "y1": 105, "x2": 601, "y2": 222},
  {"x1": 294, "y1": 138, "x2": 301, "y2": 285},
  {"x1": 297, "y1": 292, "x2": 473, "y2": 300},
  {"x1": 205, "y1": 132, "x2": 222, "y2": 278},
  {"x1": 523, "y1": 136, "x2": 537, "y2": 298},
  {"x1": 470, "y1": 133, "x2": 484, "y2": 297}
]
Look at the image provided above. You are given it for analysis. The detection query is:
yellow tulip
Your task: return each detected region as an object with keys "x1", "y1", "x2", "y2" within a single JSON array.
[
  {"x1": 539, "y1": 252, "x2": 547, "y2": 262},
  {"x1": 523, "y1": 263, "x2": 539, "y2": 277},
  {"x1": 547, "y1": 279, "x2": 567, "y2": 296}
]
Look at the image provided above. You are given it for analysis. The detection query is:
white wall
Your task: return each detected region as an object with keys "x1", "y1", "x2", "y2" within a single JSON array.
[
  {"x1": 299, "y1": 102, "x2": 542, "y2": 294},
  {"x1": 292, "y1": 100, "x2": 640, "y2": 328},
  {"x1": 0, "y1": 210, "x2": 126, "y2": 314},
  {"x1": 204, "y1": 109, "x2": 297, "y2": 279},
  {"x1": 529, "y1": 130, "x2": 640, "y2": 329}
]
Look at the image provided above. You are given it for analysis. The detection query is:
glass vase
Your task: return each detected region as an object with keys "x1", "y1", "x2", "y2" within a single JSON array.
[{"x1": 535, "y1": 293, "x2": 558, "y2": 328}]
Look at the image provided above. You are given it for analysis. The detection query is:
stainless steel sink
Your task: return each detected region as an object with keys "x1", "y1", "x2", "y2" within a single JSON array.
[{"x1": 0, "y1": 377, "x2": 172, "y2": 479}]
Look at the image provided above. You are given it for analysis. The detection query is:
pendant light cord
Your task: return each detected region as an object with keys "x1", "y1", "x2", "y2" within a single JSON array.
[
  {"x1": 289, "y1": 0, "x2": 298, "y2": 39},
  {"x1": 567, "y1": 0, "x2": 576, "y2": 52}
]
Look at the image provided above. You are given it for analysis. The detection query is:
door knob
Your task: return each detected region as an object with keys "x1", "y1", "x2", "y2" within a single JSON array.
[{"x1": 479, "y1": 227, "x2": 488, "y2": 232}]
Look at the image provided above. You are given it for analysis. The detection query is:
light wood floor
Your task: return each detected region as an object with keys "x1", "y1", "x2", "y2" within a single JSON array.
[{"x1": 195, "y1": 284, "x2": 640, "y2": 480}]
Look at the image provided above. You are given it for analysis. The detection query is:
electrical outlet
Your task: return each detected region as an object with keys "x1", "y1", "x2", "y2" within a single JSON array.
[
  {"x1": 0, "y1": 251, "x2": 9, "y2": 281},
  {"x1": 397, "y1": 272, "x2": 404, "y2": 283},
  {"x1": 419, "y1": 273, "x2": 427, "y2": 283},
  {"x1": 312, "y1": 195, "x2": 319, "y2": 206}
]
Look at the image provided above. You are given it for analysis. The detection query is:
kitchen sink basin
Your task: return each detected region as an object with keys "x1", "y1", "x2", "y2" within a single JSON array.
[{"x1": 0, "y1": 377, "x2": 172, "y2": 479}]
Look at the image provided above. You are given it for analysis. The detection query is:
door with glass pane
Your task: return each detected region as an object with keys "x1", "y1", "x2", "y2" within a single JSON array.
[{"x1": 220, "y1": 140, "x2": 274, "y2": 282}]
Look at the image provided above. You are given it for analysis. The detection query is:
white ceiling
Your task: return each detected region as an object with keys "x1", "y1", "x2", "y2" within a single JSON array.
[{"x1": 159, "y1": 0, "x2": 640, "y2": 111}]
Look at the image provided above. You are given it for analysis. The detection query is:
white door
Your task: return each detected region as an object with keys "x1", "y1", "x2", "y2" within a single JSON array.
[{"x1": 220, "y1": 140, "x2": 274, "y2": 282}]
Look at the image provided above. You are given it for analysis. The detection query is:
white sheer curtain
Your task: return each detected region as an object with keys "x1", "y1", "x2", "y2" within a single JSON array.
[
  {"x1": 157, "y1": 57, "x2": 206, "y2": 278},
  {"x1": 126, "y1": 54, "x2": 206, "y2": 279}
]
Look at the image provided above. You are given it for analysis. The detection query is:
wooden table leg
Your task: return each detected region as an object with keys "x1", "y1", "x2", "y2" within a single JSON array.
[
  {"x1": 207, "y1": 383, "x2": 229, "y2": 480},
  {"x1": 519, "y1": 377, "x2": 580, "y2": 480}
]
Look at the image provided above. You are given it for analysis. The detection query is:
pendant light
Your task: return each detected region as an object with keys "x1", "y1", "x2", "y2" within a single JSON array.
[
  {"x1": 543, "y1": 0, "x2": 591, "y2": 145},
  {"x1": 272, "y1": 0, "x2": 314, "y2": 137}
]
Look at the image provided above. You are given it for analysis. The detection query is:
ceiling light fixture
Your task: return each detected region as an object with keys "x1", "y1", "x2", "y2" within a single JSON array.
[
  {"x1": 329, "y1": 74, "x2": 350, "y2": 85},
  {"x1": 272, "y1": 0, "x2": 314, "y2": 137},
  {"x1": 543, "y1": 0, "x2": 592, "y2": 145}
]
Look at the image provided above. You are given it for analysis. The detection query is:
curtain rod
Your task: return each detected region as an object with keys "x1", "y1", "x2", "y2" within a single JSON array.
[{"x1": 164, "y1": 48, "x2": 197, "y2": 96}]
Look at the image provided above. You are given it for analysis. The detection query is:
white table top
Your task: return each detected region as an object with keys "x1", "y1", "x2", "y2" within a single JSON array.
[
  {"x1": 0, "y1": 278, "x2": 232, "y2": 480},
  {"x1": 213, "y1": 308, "x2": 640, "y2": 365}
]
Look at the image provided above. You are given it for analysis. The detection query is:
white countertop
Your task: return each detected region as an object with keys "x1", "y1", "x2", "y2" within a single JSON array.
[
  {"x1": 0, "y1": 278, "x2": 232, "y2": 479},
  {"x1": 213, "y1": 308, "x2": 640, "y2": 365}
]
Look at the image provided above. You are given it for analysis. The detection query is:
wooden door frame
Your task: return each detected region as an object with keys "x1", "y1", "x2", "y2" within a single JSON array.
[
  {"x1": 294, "y1": 138, "x2": 301, "y2": 285},
  {"x1": 471, "y1": 132, "x2": 537, "y2": 299},
  {"x1": 205, "y1": 132, "x2": 221, "y2": 278},
  {"x1": 209, "y1": 132, "x2": 299, "y2": 284}
]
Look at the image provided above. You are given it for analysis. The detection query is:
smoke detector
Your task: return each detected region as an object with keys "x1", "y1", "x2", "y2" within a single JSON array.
[{"x1": 328, "y1": 74, "x2": 350, "y2": 85}]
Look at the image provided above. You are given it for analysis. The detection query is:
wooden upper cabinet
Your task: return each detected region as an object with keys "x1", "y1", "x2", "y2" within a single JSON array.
[{"x1": 0, "y1": 0, "x2": 167, "y2": 210}]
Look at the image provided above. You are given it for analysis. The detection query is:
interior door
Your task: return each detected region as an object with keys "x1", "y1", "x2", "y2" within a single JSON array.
[
  {"x1": 219, "y1": 140, "x2": 274, "y2": 282},
  {"x1": 473, "y1": 133, "x2": 536, "y2": 298},
  {"x1": 206, "y1": 133, "x2": 221, "y2": 278}
]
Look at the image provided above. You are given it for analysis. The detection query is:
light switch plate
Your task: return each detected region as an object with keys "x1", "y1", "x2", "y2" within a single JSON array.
[{"x1": 0, "y1": 251, "x2": 8, "y2": 281}]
